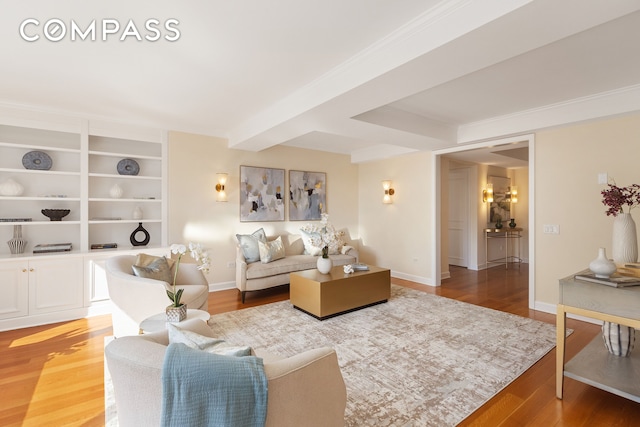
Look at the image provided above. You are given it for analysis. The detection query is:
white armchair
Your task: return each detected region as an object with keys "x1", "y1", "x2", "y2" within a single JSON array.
[
  {"x1": 105, "y1": 318, "x2": 347, "y2": 427},
  {"x1": 105, "y1": 255, "x2": 210, "y2": 337}
]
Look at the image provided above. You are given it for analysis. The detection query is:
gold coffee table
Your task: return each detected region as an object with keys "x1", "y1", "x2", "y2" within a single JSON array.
[{"x1": 290, "y1": 265, "x2": 391, "y2": 320}]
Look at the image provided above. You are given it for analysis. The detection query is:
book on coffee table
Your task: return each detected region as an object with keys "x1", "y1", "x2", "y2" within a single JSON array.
[{"x1": 351, "y1": 263, "x2": 369, "y2": 271}]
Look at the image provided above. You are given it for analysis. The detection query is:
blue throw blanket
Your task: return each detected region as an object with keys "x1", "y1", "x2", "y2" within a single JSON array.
[{"x1": 161, "y1": 343, "x2": 268, "y2": 427}]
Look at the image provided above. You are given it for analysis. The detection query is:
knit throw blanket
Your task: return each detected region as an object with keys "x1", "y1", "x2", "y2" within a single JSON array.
[{"x1": 161, "y1": 343, "x2": 268, "y2": 427}]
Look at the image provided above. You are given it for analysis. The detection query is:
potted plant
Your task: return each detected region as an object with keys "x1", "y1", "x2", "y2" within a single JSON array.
[
  {"x1": 317, "y1": 245, "x2": 333, "y2": 274},
  {"x1": 167, "y1": 242, "x2": 210, "y2": 322}
]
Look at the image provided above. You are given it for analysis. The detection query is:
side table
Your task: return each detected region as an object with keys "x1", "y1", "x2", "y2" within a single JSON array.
[
  {"x1": 139, "y1": 308, "x2": 211, "y2": 334},
  {"x1": 484, "y1": 227, "x2": 522, "y2": 269},
  {"x1": 557, "y1": 271, "x2": 640, "y2": 402}
]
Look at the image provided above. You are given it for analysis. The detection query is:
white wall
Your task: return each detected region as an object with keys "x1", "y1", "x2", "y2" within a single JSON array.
[
  {"x1": 534, "y1": 113, "x2": 640, "y2": 308},
  {"x1": 358, "y1": 151, "x2": 434, "y2": 285},
  {"x1": 167, "y1": 131, "x2": 359, "y2": 287}
]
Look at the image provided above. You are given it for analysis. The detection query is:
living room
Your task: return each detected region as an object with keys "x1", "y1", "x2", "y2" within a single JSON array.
[{"x1": 3, "y1": 1, "x2": 640, "y2": 425}]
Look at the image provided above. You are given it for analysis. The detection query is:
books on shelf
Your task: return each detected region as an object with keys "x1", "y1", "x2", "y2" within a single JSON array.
[
  {"x1": 574, "y1": 272, "x2": 640, "y2": 288},
  {"x1": 33, "y1": 243, "x2": 73, "y2": 254},
  {"x1": 91, "y1": 243, "x2": 118, "y2": 250},
  {"x1": 0, "y1": 218, "x2": 32, "y2": 222}
]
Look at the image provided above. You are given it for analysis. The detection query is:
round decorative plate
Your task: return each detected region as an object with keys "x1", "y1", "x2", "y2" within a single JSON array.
[
  {"x1": 117, "y1": 158, "x2": 140, "y2": 176},
  {"x1": 22, "y1": 151, "x2": 53, "y2": 170}
]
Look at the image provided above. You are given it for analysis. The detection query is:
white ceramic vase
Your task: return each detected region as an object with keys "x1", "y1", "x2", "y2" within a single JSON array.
[
  {"x1": 589, "y1": 247, "x2": 617, "y2": 278},
  {"x1": 612, "y1": 213, "x2": 638, "y2": 263},
  {"x1": 0, "y1": 178, "x2": 24, "y2": 196},
  {"x1": 109, "y1": 183, "x2": 123, "y2": 199},
  {"x1": 317, "y1": 256, "x2": 333, "y2": 274},
  {"x1": 133, "y1": 206, "x2": 143, "y2": 220}
]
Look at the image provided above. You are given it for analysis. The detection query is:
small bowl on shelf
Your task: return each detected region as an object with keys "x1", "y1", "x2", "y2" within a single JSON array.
[{"x1": 41, "y1": 209, "x2": 70, "y2": 221}]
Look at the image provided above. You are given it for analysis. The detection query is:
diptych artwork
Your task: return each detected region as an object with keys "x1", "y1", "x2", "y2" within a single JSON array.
[{"x1": 239, "y1": 166, "x2": 285, "y2": 222}]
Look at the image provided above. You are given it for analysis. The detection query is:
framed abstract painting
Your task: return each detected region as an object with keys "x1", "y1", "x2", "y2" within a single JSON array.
[
  {"x1": 289, "y1": 170, "x2": 326, "y2": 221},
  {"x1": 239, "y1": 166, "x2": 285, "y2": 222}
]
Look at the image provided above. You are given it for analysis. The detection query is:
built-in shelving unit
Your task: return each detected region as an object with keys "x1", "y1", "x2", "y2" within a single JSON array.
[{"x1": 0, "y1": 109, "x2": 168, "y2": 330}]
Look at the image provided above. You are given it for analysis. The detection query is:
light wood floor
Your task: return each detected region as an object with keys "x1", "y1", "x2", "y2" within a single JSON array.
[{"x1": 2, "y1": 264, "x2": 640, "y2": 426}]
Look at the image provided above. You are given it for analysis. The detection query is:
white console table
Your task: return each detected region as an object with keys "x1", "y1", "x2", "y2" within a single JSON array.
[{"x1": 484, "y1": 227, "x2": 522, "y2": 269}]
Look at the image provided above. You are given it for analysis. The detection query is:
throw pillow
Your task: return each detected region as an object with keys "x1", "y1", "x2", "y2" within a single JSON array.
[
  {"x1": 131, "y1": 255, "x2": 173, "y2": 283},
  {"x1": 300, "y1": 229, "x2": 323, "y2": 256},
  {"x1": 135, "y1": 253, "x2": 175, "y2": 270},
  {"x1": 167, "y1": 323, "x2": 252, "y2": 357},
  {"x1": 258, "y1": 236, "x2": 285, "y2": 263},
  {"x1": 236, "y1": 228, "x2": 267, "y2": 263}
]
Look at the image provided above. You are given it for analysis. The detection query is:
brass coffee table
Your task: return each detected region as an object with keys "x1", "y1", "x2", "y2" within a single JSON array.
[{"x1": 290, "y1": 265, "x2": 391, "y2": 320}]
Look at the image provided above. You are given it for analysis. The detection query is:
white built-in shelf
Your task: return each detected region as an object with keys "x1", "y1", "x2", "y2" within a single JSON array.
[{"x1": 88, "y1": 173, "x2": 161, "y2": 180}]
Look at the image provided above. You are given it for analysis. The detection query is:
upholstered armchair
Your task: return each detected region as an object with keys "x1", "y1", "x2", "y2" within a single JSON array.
[
  {"x1": 105, "y1": 255, "x2": 209, "y2": 337},
  {"x1": 105, "y1": 318, "x2": 347, "y2": 427}
]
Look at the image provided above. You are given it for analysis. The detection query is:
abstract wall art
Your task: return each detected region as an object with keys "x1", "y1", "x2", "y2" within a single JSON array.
[
  {"x1": 289, "y1": 170, "x2": 326, "y2": 221},
  {"x1": 239, "y1": 166, "x2": 285, "y2": 222}
]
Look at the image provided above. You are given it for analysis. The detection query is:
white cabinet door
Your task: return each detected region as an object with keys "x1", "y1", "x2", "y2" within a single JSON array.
[
  {"x1": 29, "y1": 257, "x2": 83, "y2": 315},
  {"x1": 0, "y1": 260, "x2": 29, "y2": 319}
]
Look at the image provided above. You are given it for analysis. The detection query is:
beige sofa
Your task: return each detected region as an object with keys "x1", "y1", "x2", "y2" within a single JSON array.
[
  {"x1": 105, "y1": 318, "x2": 347, "y2": 427},
  {"x1": 106, "y1": 255, "x2": 209, "y2": 337},
  {"x1": 236, "y1": 232, "x2": 358, "y2": 303}
]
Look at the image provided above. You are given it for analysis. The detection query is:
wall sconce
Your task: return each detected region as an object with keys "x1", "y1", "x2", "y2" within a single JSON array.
[
  {"x1": 215, "y1": 173, "x2": 228, "y2": 202},
  {"x1": 507, "y1": 186, "x2": 518, "y2": 203},
  {"x1": 482, "y1": 183, "x2": 494, "y2": 203},
  {"x1": 382, "y1": 180, "x2": 395, "y2": 204}
]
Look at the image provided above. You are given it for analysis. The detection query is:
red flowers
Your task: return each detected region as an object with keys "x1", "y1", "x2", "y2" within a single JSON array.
[{"x1": 601, "y1": 183, "x2": 640, "y2": 216}]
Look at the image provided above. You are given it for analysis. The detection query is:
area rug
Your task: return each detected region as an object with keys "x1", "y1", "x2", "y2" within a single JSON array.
[
  {"x1": 208, "y1": 285, "x2": 558, "y2": 426},
  {"x1": 105, "y1": 285, "x2": 559, "y2": 426}
]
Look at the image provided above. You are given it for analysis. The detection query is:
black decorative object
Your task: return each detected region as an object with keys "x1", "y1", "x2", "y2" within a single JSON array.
[
  {"x1": 117, "y1": 158, "x2": 140, "y2": 176},
  {"x1": 41, "y1": 209, "x2": 70, "y2": 221},
  {"x1": 130, "y1": 222, "x2": 150, "y2": 246},
  {"x1": 22, "y1": 151, "x2": 53, "y2": 170},
  {"x1": 509, "y1": 218, "x2": 517, "y2": 228}
]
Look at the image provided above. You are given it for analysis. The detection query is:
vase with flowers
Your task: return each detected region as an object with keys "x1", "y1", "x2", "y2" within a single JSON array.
[
  {"x1": 601, "y1": 182, "x2": 640, "y2": 263},
  {"x1": 166, "y1": 242, "x2": 210, "y2": 322}
]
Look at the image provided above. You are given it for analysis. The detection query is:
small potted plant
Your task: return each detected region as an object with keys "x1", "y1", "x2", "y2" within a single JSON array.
[
  {"x1": 167, "y1": 242, "x2": 210, "y2": 322},
  {"x1": 317, "y1": 245, "x2": 333, "y2": 274}
]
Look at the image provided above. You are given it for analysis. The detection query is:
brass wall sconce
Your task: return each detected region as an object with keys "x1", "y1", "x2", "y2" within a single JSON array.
[
  {"x1": 482, "y1": 183, "x2": 494, "y2": 203},
  {"x1": 382, "y1": 180, "x2": 395, "y2": 204},
  {"x1": 506, "y1": 186, "x2": 518, "y2": 203},
  {"x1": 215, "y1": 173, "x2": 228, "y2": 202}
]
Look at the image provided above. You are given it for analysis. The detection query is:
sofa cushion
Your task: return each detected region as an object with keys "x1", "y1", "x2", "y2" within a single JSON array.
[
  {"x1": 258, "y1": 236, "x2": 286, "y2": 264},
  {"x1": 245, "y1": 253, "x2": 357, "y2": 280},
  {"x1": 236, "y1": 228, "x2": 267, "y2": 263},
  {"x1": 167, "y1": 323, "x2": 252, "y2": 357},
  {"x1": 300, "y1": 229, "x2": 324, "y2": 256}
]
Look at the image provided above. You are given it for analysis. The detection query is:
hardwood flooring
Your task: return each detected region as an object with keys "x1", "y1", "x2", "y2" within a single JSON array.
[{"x1": 1, "y1": 264, "x2": 639, "y2": 426}]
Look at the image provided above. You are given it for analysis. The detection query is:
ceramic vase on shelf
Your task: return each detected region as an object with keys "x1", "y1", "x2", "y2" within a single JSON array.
[
  {"x1": 133, "y1": 206, "x2": 143, "y2": 220},
  {"x1": 495, "y1": 218, "x2": 503, "y2": 229},
  {"x1": 0, "y1": 178, "x2": 24, "y2": 196},
  {"x1": 166, "y1": 304, "x2": 187, "y2": 323},
  {"x1": 7, "y1": 224, "x2": 27, "y2": 254},
  {"x1": 602, "y1": 321, "x2": 635, "y2": 357},
  {"x1": 317, "y1": 256, "x2": 333, "y2": 274},
  {"x1": 589, "y1": 247, "x2": 617, "y2": 278},
  {"x1": 509, "y1": 218, "x2": 517, "y2": 228},
  {"x1": 612, "y1": 213, "x2": 638, "y2": 263},
  {"x1": 109, "y1": 183, "x2": 123, "y2": 199}
]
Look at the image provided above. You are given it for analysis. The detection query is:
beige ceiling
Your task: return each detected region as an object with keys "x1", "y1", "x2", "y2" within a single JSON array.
[{"x1": 2, "y1": 1, "x2": 640, "y2": 164}]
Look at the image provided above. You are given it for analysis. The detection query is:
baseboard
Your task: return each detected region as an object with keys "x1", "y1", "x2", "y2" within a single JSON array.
[
  {"x1": 391, "y1": 271, "x2": 435, "y2": 286},
  {"x1": 209, "y1": 281, "x2": 236, "y2": 292},
  {"x1": 534, "y1": 300, "x2": 602, "y2": 325}
]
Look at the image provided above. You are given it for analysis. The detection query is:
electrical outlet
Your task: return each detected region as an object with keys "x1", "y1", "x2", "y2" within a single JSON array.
[
  {"x1": 227, "y1": 261, "x2": 235, "y2": 268},
  {"x1": 598, "y1": 172, "x2": 608, "y2": 185},
  {"x1": 543, "y1": 224, "x2": 560, "y2": 234}
]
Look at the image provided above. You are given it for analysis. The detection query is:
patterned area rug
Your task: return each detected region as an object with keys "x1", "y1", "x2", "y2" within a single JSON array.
[
  {"x1": 209, "y1": 285, "x2": 558, "y2": 426},
  {"x1": 105, "y1": 285, "x2": 559, "y2": 426}
]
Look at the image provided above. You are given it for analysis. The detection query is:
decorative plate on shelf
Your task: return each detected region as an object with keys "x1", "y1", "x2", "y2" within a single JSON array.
[
  {"x1": 22, "y1": 151, "x2": 53, "y2": 170},
  {"x1": 117, "y1": 158, "x2": 140, "y2": 176}
]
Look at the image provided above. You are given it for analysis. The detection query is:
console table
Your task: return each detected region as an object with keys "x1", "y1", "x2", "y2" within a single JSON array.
[
  {"x1": 556, "y1": 271, "x2": 640, "y2": 402},
  {"x1": 484, "y1": 227, "x2": 522, "y2": 269}
]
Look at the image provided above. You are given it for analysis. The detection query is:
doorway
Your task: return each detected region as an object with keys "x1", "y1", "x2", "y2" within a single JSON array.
[{"x1": 432, "y1": 134, "x2": 535, "y2": 309}]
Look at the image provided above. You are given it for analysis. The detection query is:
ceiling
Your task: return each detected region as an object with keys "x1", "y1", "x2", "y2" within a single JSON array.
[{"x1": 2, "y1": 0, "x2": 640, "y2": 165}]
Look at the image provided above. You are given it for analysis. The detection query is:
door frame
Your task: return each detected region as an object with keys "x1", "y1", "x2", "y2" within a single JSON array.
[{"x1": 431, "y1": 133, "x2": 536, "y2": 309}]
